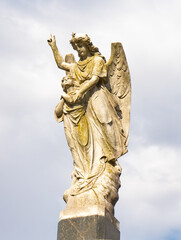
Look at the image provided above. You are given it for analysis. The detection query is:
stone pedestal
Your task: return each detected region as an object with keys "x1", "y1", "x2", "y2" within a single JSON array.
[{"x1": 57, "y1": 215, "x2": 120, "y2": 240}]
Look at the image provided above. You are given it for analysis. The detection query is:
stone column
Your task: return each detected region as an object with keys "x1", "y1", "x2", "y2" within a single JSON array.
[{"x1": 57, "y1": 206, "x2": 120, "y2": 240}]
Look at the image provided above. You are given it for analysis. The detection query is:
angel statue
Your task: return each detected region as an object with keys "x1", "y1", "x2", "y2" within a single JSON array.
[{"x1": 47, "y1": 33, "x2": 131, "y2": 221}]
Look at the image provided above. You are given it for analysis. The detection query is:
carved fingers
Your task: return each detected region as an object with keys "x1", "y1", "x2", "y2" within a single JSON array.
[{"x1": 47, "y1": 34, "x2": 56, "y2": 47}]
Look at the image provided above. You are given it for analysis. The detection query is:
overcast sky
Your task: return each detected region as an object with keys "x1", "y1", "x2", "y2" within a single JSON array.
[{"x1": 0, "y1": 0, "x2": 181, "y2": 240}]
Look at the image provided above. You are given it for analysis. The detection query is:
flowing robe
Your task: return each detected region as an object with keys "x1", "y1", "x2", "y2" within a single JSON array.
[{"x1": 55, "y1": 55, "x2": 127, "y2": 191}]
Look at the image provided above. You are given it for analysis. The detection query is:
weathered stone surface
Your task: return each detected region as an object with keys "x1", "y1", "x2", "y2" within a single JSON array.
[
  {"x1": 48, "y1": 33, "x2": 131, "y2": 217},
  {"x1": 59, "y1": 205, "x2": 120, "y2": 229},
  {"x1": 57, "y1": 215, "x2": 120, "y2": 240}
]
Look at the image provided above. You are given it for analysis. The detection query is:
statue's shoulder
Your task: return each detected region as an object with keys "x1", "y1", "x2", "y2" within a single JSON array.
[{"x1": 93, "y1": 55, "x2": 106, "y2": 66}]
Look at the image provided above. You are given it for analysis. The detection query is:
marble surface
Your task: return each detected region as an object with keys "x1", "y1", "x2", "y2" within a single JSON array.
[{"x1": 57, "y1": 215, "x2": 120, "y2": 240}]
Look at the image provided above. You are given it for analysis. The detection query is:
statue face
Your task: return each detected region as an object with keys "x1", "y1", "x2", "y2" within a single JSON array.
[
  {"x1": 75, "y1": 42, "x2": 90, "y2": 60},
  {"x1": 61, "y1": 77, "x2": 74, "y2": 91}
]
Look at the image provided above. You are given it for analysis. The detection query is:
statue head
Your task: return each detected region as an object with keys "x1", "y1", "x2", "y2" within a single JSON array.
[
  {"x1": 61, "y1": 75, "x2": 79, "y2": 92},
  {"x1": 70, "y1": 33, "x2": 101, "y2": 60}
]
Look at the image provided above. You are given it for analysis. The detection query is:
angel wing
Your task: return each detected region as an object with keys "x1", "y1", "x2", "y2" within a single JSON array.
[
  {"x1": 65, "y1": 53, "x2": 76, "y2": 75},
  {"x1": 106, "y1": 42, "x2": 131, "y2": 147}
]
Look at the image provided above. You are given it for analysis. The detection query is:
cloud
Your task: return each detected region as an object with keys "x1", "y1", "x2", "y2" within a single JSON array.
[
  {"x1": 0, "y1": 1, "x2": 181, "y2": 240},
  {"x1": 116, "y1": 145, "x2": 181, "y2": 240}
]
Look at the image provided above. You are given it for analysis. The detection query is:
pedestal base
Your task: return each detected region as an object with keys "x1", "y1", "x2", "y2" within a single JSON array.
[{"x1": 57, "y1": 215, "x2": 120, "y2": 240}]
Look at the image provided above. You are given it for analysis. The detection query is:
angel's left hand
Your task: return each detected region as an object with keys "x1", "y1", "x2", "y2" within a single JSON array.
[{"x1": 73, "y1": 90, "x2": 83, "y2": 103}]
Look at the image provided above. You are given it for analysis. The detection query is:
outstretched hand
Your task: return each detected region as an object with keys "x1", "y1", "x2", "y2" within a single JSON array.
[{"x1": 47, "y1": 34, "x2": 56, "y2": 48}]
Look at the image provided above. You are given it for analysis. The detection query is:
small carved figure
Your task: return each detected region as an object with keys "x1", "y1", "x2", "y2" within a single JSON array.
[{"x1": 48, "y1": 33, "x2": 131, "y2": 218}]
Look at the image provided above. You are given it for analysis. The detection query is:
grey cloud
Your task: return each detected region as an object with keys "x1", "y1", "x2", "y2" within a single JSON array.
[{"x1": 0, "y1": 1, "x2": 181, "y2": 240}]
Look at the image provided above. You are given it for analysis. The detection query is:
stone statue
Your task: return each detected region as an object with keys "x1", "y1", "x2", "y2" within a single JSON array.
[{"x1": 47, "y1": 33, "x2": 131, "y2": 221}]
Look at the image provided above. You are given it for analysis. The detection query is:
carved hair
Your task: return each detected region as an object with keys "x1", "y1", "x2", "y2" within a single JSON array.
[{"x1": 70, "y1": 33, "x2": 104, "y2": 59}]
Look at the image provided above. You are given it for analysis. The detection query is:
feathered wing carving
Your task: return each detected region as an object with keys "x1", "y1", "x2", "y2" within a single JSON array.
[
  {"x1": 106, "y1": 42, "x2": 131, "y2": 147},
  {"x1": 65, "y1": 53, "x2": 76, "y2": 75}
]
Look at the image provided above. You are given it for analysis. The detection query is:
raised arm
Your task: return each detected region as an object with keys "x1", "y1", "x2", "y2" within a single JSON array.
[{"x1": 47, "y1": 34, "x2": 71, "y2": 71}]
